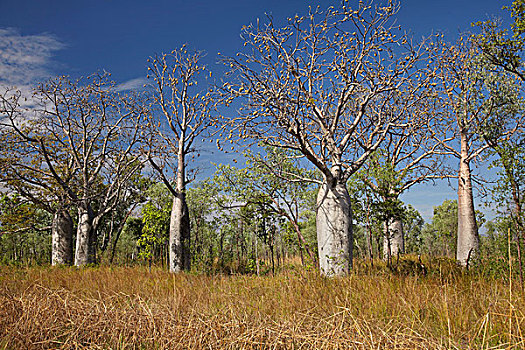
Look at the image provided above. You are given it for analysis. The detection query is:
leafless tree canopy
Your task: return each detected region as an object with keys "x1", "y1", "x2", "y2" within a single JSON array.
[
  {"x1": 146, "y1": 47, "x2": 216, "y2": 194},
  {"x1": 221, "y1": 0, "x2": 435, "y2": 185}
]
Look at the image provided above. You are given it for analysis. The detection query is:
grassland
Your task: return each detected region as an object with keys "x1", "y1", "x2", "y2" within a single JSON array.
[{"x1": 0, "y1": 260, "x2": 524, "y2": 349}]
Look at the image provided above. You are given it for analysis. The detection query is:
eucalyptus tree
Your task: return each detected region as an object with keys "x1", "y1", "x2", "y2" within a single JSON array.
[
  {"x1": 146, "y1": 46, "x2": 216, "y2": 272},
  {"x1": 485, "y1": 138, "x2": 525, "y2": 273},
  {"x1": 138, "y1": 183, "x2": 172, "y2": 267},
  {"x1": 477, "y1": 0, "x2": 525, "y2": 269},
  {"x1": 476, "y1": 0, "x2": 525, "y2": 81},
  {"x1": 1, "y1": 74, "x2": 148, "y2": 266},
  {"x1": 213, "y1": 147, "x2": 319, "y2": 265},
  {"x1": 0, "y1": 193, "x2": 53, "y2": 264},
  {"x1": 220, "y1": 1, "x2": 435, "y2": 275},
  {"x1": 434, "y1": 36, "x2": 522, "y2": 266}
]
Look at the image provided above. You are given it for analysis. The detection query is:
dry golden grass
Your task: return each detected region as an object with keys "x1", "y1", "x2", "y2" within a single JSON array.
[{"x1": 0, "y1": 261, "x2": 523, "y2": 349}]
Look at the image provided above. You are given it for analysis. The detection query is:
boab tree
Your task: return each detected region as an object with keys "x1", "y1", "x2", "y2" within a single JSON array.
[
  {"x1": 434, "y1": 37, "x2": 523, "y2": 266},
  {"x1": 0, "y1": 88, "x2": 75, "y2": 265},
  {"x1": 1, "y1": 74, "x2": 148, "y2": 266},
  {"x1": 221, "y1": 1, "x2": 434, "y2": 275},
  {"x1": 146, "y1": 47, "x2": 216, "y2": 273}
]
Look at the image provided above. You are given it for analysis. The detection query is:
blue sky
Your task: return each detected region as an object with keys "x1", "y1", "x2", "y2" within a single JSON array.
[{"x1": 0, "y1": 0, "x2": 512, "y2": 221}]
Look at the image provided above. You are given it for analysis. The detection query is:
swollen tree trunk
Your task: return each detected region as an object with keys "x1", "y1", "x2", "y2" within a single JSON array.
[
  {"x1": 75, "y1": 204, "x2": 95, "y2": 266},
  {"x1": 51, "y1": 209, "x2": 73, "y2": 265},
  {"x1": 383, "y1": 218, "x2": 404, "y2": 261},
  {"x1": 168, "y1": 150, "x2": 191, "y2": 273},
  {"x1": 316, "y1": 180, "x2": 352, "y2": 276},
  {"x1": 457, "y1": 133, "x2": 480, "y2": 267}
]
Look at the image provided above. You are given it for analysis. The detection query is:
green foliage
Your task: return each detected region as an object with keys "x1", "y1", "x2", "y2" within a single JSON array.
[
  {"x1": 403, "y1": 205, "x2": 425, "y2": 254},
  {"x1": 137, "y1": 183, "x2": 171, "y2": 262},
  {"x1": 476, "y1": 0, "x2": 525, "y2": 80},
  {"x1": 186, "y1": 181, "x2": 221, "y2": 270},
  {"x1": 419, "y1": 199, "x2": 485, "y2": 258},
  {"x1": 420, "y1": 199, "x2": 458, "y2": 257},
  {"x1": 211, "y1": 146, "x2": 319, "y2": 268},
  {"x1": 0, "y1": 194, "x2": 52, "y2": 264},
  {"x1": 487, "y1": 138, "x2": 525, "y2": 236}
]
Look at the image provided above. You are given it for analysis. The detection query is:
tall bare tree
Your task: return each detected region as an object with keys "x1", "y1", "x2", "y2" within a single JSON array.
[
  {"x1": 146, "y1": 47, "x2": 216, "y2": 273},
  {"x1": 221, "y1": 1, "x2": 434, "y2": 275},
  {"x1": 434, "y1": 37, "x2": 523, "y2": 266}
]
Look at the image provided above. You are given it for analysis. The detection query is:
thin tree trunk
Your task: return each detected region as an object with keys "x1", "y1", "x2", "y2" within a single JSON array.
[
  {"x1": 269, "y1": 225, "x2": 275, "y2": 274},
  {"x1": 513, "y1": 223, "x2": 524, "y2": 290},
  {"x1": 289, "y1": 217, "x2": 317, "y2": 266},
  {"x1": 457, "y1": 132, "x2": 480, "y2": 267},
  {"x1": 109, "y1": 204, "x2": 137, "y2": 265},
  {"x1": 299, "y1": 244, "x2": 304, "y2": 267},
  {"x1": 366, "y1": 224, "x2": 374, "y2": 266},
  {"x1": 255, "y1": 234, "x2": 260, "y2": 276},
  {"x1": 316, "y1": 180, "x2": 352, "y2": 276},
  {"x1": 502, "y1": 156, "x2": 525, "y2": 286},
  {"x1": 51, "y1": 209, "x2": 73, "y2": 265},
  {"x1": 219, "y1": 230, "x2": 225, "y2": 269}
]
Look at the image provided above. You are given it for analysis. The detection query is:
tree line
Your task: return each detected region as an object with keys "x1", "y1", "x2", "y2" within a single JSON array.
[{"x1": 1, "y1": 0, "x2": 525, "y2": 277}]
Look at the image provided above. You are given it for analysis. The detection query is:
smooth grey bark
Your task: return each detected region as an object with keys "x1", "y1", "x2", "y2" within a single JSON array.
[
  {"x1": 51, "y1": 209, "x2": 73, "y2": 265},
  {"x1": 316, "y1": 181, "x2": 352, "y2": 276},
  {"x1": 75, "y1": 205, "x2": 96, "y2": 266},
  {"x1": 456, "y1": 136, "x2": 479, "y2": 266},
  {"x1": 168, "y1": 196, "x2": 191, "y2": 272},
  {"x1": 168, "y1": 147, "x2": 191, "y2": 273},
  {"x1": 383, "y1": 218, "x2": 404, "y2": 261}
]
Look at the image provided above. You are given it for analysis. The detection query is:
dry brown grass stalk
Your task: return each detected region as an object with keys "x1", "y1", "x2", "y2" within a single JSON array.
[{"x1": 0, "y1": 265, "x2": 523, "y2": 349}]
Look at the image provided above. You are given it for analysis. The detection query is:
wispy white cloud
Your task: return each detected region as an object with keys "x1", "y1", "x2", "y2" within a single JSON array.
[
  {"x1": 116, "y1": 77, "x2": 149, "y2": 91},
  {"x1": 0, "y1": 28, "x2": 64, "y2": 87}
]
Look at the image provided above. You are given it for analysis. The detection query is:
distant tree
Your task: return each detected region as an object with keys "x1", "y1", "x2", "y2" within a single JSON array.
[
  {"x1": 221, "y1": 1, "x2": 435, "y2": 275},
  {"x1": 476, "y1": 0, "x2": 525, "y2": 274},
  {"x1": 137, "y1": 183, "x2": 172, "y2": 266},
  {"x1": 421, "y1": 199, "x2": 484, "y2": 260},
  {"x1": 186, "y1": 180, "x2": 221, "y2": 269},
  {"x1": 213, "y1": 147, "x2": 319, "y2": 266},
  {"x1": 0, "y1": 193, "x2": 52, "y2": 264},
  {"x1": 422, "y1": 199, "x2": 458, "y2": 258},
  {"x1": 99, "y1": 172, "x2": 150, "y2": 264},
  {"x1": 486, "y1": 143, "x2": 525, "y2": 278},
  {"x1": 403, "y1": 205, "x2": 425, "y2": 255},
  {"x1": 146, "y1": 46, "x2": 216, "y2": 273},
  {"x1": 111, "y1": 216, "x2": 143, "y2": 264},
  {"x1": 356, "y1": 111, "x2": 447, "y2": 262}
]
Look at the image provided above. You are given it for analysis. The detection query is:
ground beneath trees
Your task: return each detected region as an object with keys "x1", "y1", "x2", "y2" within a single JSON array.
[{"x1": 0, "y1": 263, "x2": 523, "y2": 349}]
